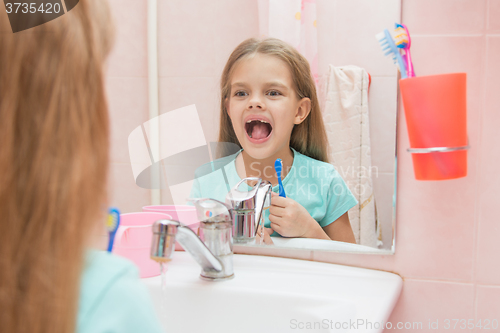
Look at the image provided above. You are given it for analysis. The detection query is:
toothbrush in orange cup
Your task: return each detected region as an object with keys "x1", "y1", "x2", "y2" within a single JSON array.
[
  {"x1": 394, "y1": 23, "x2": 415, "y2": 78},
  {"x1": 376, "y1": 28, "x2": 407, "y2": 79}
]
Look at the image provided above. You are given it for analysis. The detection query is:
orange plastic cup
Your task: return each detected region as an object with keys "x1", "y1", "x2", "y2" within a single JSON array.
[{"x1": 399, "y1": 73, "x2": 468, "y2": 180}]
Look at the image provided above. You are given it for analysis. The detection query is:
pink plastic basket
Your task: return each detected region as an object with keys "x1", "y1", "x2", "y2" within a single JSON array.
[{"x1": 113, "y1": 212, "x2": 172, "y2": 278}]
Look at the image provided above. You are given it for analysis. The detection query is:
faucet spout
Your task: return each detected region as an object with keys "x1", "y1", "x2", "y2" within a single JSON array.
[
  {"x1": 177, "y1": 224, "x2": 223, "y2": 273},
  {"x1": 151, "y1": 220, "x2": 221, "y2": 272},
  {"x1": 151, "y1": 198, "x2": 234, "y2": 281}
]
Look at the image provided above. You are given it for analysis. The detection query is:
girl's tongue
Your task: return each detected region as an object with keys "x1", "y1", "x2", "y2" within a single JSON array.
[
  {"x1": 247, "y1": 120, "x2": 272, "y2": 140},
  {"x1": 252, "y1": 122, "x2": 270, "y2": 139}
]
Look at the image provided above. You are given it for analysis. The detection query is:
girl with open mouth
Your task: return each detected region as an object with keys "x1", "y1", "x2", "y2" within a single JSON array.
[{"x1": 191, "y1": 38, "x2": 357, "y2": 244}]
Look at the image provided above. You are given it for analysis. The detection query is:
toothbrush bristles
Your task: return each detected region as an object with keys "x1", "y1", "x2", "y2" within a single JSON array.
[{"x1": 394, "y1": 27, "x2": 409, "y2": 48}]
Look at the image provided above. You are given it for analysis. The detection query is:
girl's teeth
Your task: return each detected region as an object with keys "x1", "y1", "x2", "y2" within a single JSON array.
[{"x1": 246, "y1": 120, "x2": 268, "y2": 123}]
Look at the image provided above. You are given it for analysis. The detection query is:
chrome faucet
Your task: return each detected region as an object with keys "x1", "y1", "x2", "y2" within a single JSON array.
[
  {"x1": 150, "y1": 177, "x2": 272, "y2": 280},
  {"x1": 225, "y1": 177, "x2": 272, "y2": 244},
  {"x1": 150, "y1": 198, "x2": 233, "y2": 281}
]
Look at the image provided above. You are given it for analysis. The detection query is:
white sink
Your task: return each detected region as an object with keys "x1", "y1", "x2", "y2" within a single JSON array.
[{"x1": 142, "y1": 252, "x2": 402, "y2": 333}]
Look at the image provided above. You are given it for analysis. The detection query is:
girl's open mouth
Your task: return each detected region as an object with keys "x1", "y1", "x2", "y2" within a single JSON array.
[{"x1": 245, "y1": 119, "x2": 273, "y2": 143}]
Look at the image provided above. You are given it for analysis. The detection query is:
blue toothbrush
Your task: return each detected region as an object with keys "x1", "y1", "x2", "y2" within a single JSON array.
[
  {"x1": 107, "y1": 208, "x2": 120, "y2": 252},
  {"x1": 375, "y1": 28, "x2": 407, "y2": 79},
  {"x1": 274, "y1": 159, "x2": 286, "y2": 198}
]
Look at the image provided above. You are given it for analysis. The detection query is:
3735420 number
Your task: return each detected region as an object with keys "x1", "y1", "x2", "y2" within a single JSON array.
[
  {"x1": 444, "y1": 319, "x2": 499, "y2": 330},
  {"x1": 5, "y1": 2, "x2": 62, "y2": 14}
]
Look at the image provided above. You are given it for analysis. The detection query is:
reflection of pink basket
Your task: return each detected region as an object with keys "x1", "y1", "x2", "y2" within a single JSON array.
[
  {"x1": 142, "y1": 205, "x2": 199, "y2": 251},
  {"x1": 114, "y1": 212, "x2": 172, "y2": 278}
]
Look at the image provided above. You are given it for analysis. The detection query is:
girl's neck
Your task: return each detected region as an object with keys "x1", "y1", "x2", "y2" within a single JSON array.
[{"x1": 235, "y1": 147, "x2": 294, "y2": 186}]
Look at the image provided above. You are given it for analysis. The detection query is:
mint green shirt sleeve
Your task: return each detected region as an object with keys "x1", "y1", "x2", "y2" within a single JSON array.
[{"x1": 77, "y1": 251, "x2": 164, "y2": 333}]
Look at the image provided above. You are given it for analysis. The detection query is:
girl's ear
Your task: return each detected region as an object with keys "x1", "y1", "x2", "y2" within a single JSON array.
[{"x1": 294, "y1": 97, "x2": 311, "y2": 125}]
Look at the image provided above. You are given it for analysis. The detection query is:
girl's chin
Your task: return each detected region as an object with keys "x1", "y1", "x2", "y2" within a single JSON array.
[
  {"x1": 240, "y1": 144, "x2": 280, "y2": 161},
  {"x1": 240, "y1": 132, "x2": 290, "y2": 161},
  {"x1": 239, "y1": 133, "x2": 272, "y2": 156}
]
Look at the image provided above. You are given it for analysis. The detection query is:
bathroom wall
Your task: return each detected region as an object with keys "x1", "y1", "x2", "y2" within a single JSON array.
[
  {"x1": 315, "y1": 0, "x2": 400, "y2": 250},
  {"x1": 156, "y1": 0, "x2": 260, "y2": 204},
  {"x1": 104, "y1": 0, "x2": 261, "y2": 211},
  {"x1": 155, "y1": 0, "x2": 398, "y2": 248},
  {"x1": 386, "y1": 0, "x2": 500, "y2": 327},
  {"x1": 106, "y1": 0, "x2": 151, "y2": 212},
  {"x1": 105, "y1": 0, "x2": 500, "y2": 329},
  {"x1": 243, "y1": 0, "x2": 499, "y2": 330},
  {"x1": 105, "y1": 0, "x2": 398, "y2": 238}
]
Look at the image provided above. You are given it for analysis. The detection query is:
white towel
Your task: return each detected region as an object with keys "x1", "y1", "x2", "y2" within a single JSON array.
[{"x1": 323, "y1": 65, "x2": 380, "y2": 247}]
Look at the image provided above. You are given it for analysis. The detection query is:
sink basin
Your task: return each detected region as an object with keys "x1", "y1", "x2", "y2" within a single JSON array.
[{"x1": 142, "y1": 252, "x2": 402, "y2": 333}]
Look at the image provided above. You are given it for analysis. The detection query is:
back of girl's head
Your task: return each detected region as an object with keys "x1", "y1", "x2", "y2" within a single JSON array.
[
  {"x1": 0, "y1": 1, "x2": 113, "y2": 333},
  {"x1": 218, "y1": 37, "x2": 329, "y2": 162}
]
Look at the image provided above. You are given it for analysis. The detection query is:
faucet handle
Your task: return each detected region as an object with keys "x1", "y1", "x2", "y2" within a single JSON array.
[
  {"x1": 225, "y1": 177, "x2": 262, "y2": 209},
  {"x1": 189, "y1": 198, "x2": 232, "y2": 223}
]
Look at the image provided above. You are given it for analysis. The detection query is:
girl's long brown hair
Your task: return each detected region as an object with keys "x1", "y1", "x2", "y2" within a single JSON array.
[
  {"x1": 218, "y1": 38, "x2": 329, "y2": 162},
  {"x1": 0, "y1": 1, "x2": 113, "y2": 333}
]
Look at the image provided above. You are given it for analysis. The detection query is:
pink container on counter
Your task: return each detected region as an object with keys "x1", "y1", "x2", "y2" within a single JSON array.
[{"x1": 113, "y1": 212, "x2": 172, "y2": 278}]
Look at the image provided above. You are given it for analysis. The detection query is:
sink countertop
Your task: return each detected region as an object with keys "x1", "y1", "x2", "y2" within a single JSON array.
[{"x1": 142, "y1": 252, "x2": 402, "y2": 333}]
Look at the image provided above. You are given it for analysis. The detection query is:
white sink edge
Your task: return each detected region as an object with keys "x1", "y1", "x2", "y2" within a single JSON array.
[{"x1": 143, "y1": 252, "x2": 403, "y2": 333}]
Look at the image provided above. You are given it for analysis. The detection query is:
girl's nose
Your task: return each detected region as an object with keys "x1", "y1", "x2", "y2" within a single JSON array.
[{"x1": 248, "y1": 95, "x2": 264, "y2": 110}]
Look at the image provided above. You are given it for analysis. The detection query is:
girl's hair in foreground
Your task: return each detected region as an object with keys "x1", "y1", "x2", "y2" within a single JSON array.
[
  {"x1": 218, "y1": 37, "x2": 329, "y2": 162},
  {"x1": 0, "y1": 1, "x2": 113, "y2": 333}
]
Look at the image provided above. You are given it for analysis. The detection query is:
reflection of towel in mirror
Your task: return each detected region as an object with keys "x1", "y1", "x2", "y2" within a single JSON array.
[{"x1": 323, "y1": 65, "x2": 380, "y2": 248}]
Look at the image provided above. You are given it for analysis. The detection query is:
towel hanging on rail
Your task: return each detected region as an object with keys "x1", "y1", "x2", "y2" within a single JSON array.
[{"x1": 323, "y1": 65, "x2": 380, "y2": 248}]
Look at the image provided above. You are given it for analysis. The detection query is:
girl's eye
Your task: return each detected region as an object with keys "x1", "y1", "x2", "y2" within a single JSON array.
[
  {"x1": 267, "y1": 90, "x2": 282, "y2": 97},
  {"x1": 234, "y1": 91, "x2": 248, "y2": 97}
]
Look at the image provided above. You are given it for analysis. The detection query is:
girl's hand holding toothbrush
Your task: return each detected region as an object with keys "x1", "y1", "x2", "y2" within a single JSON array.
[{"x1": 269, "y1": 192, "x2": 327, "y2": 239}]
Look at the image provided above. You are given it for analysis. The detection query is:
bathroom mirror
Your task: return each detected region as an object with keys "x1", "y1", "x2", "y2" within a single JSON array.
[{"x1": 152, "y1": 0, "x2": 401, "y2": 254}]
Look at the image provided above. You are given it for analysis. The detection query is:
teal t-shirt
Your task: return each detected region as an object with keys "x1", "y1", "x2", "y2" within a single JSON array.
[
  {"x1": 190, "y1": 148, "x2": 357, "y2": 231},
  {"x1": 77, "y1": 250, "x2": 164, "y2": 333}
]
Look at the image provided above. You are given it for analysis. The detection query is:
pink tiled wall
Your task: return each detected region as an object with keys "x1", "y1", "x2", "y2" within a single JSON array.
[
  {"x1": 316, "y1": 0, "x2": 400, "y2": 249},
  {"x1": 155, "y1": 0, "x2": 399, "y2": 249},
  {"x1": 106, "y1": 0, "x2": 500, "y2": 328},
  {"x1": 102, "y1": 0, "x2": 398, "y2": 234},
  {"x1": 106, "y1": 0, "x2": 398, "y2": 253},
  {"x1": 277, "y1": 0, "x2": 498, "y2": 330},
  {"x1": 157, "y1": 0, "x2": 259, "y2": 204},
  {"x1": 106, "y1": 0, "x2": 151, "y2": 212},
  {"x1": 234, "y1": 0, "x2": 500, "y2": 329}
]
